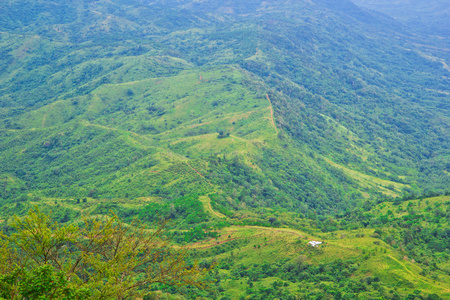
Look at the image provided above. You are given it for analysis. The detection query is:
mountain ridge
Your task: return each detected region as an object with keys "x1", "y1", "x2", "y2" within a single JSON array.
[{"x1": 0, "y1": 0, "x2": 449, "y2": 212}]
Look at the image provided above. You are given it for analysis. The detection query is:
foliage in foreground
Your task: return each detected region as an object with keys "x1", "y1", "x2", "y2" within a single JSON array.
[{"x1": 0, "y1": 208, "x2": 209, "y2": 299}]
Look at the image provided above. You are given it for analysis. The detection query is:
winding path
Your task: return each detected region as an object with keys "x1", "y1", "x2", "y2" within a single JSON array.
[
  {"x1": 199, "y1": 196, "x2": 227, "y2": 219},
  {"x1": 266, "y1": 93, "x2": 278, "y2": 134},
  {"x1": 42, "y1": 103, "x2": 56, "y2": 128}
]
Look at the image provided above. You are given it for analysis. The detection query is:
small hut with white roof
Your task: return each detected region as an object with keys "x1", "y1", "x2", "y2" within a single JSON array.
[{"x1": 308, "y1": 241, "x2": 322, "y2": 247}]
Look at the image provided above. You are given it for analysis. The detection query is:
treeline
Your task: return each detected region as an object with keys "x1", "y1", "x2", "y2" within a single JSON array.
[
  {"x1": 320, "y1": 194, "x2": 450, "y2": 278},
  {"x1": 206, "y1": 153, "x2": 359, "y2": 216},
  {"x1": 187, "y1": 245, "x2": 443, "y2": 300}
]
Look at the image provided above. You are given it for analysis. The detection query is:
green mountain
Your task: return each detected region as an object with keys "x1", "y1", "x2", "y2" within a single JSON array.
[
  {"x1": 1, "y1": 0, "x2": 448, "y2": 212},
  {"x1": 0, "y1": 0, "x2": 449, "y2": 298},
  {"x1": 351, "y1": 0, "x2": 450, "y2": 37}
]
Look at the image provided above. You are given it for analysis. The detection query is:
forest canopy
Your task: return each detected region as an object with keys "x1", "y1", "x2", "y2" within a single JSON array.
[{"x1": 0, "y1": 208, "x2": 209, "y2": 300}]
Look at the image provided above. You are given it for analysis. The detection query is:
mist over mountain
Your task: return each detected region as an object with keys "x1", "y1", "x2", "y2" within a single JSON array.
[{"x1": 351, "y1": 0, "x2": 450, "y2": 38}]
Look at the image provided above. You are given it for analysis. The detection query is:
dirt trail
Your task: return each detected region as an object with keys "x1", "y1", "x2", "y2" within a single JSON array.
[
  {"x1": 266, "y1": 93, "x2": 278, "y2": 134},
  {"x1": 199, "y1": 196, "x2": 227, "y2": 219},
  {"x1": 187, "y1": 225, "x2": 307, "y2": 250},
  {"x1": 243, "y1": 225, "x2": 305, "y2": 238},
  {"x1": 387, "y1": 255, "x2": 415, "y2": 277},
  {"x1": 158, "y1": 149, "x2": 213, "y2": 186},
  {"x1": 184, "y1": 161, "x2": 214, "y2": 187},
  {"x1": 189, "y1": 237, "x2": 238, "y2": 249},
  {"x1": 198, "y1": 196, "x2": 310, "y2": 239}
]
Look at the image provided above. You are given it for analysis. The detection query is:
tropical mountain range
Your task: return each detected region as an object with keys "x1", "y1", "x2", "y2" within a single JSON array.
[{"x1": 0, "y1": 0, "x2": 449, "y2": 298}]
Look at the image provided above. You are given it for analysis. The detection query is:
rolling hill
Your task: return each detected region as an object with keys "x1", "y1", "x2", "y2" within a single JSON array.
[
  {"x1": 1, "y1": 0, "x2": 449, "y2": 214},
  {"x1": 0, "y1": 0, "x2": 449, "y2": 298}
]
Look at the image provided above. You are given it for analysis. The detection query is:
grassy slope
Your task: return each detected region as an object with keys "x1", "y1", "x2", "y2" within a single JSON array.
[
  {"x1": 187, "y1": 196, "x2": 450, "y2": 299},
  {"x1": 1, "y1": 64, "x2": 269, "y2": 196},
  {"x1": 1, "y1": 0, "x2": 448, "y2": 209},
  {"x1": 3, "y1": 194, "x2": 446, "y2": 298},
  {"x1": 1, "y1": 52, "x2": 411, "y2": 208}
]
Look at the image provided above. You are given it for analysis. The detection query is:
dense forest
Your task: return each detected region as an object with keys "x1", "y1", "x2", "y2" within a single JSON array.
[{"x1": 0, "y1": 0, "x2": 448, "y2": 298}]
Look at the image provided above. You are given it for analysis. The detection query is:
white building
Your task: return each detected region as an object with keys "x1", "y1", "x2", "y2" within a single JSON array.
[{"x1": 308, "y1": 241, "x2": 322, "y2": 247}]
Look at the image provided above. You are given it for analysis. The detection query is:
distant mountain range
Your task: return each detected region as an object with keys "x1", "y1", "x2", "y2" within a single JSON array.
[{"x1": 352, "y1": 0, "x2": 450, "y2": 37}]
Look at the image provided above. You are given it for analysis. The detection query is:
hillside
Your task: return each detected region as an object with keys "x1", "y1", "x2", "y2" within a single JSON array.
[
  {"x1": 1, "y1": 194, "x2": 448, "y2": 299},
  {"x1": 0, "y1": 0, "x2": 449, "y2": 298},
  {"x1": 1, "y1": 0, "x2": 449, "y2": 214},
  {"x1": 188, "y1": 198, "x2": 450, "y2": 299}
]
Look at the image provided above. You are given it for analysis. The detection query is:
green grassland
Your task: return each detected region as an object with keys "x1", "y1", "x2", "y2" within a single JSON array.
[
  {"x1": 2, "y1": 194, "x2": 447, "y2": 299},
  {"x1": 1, "y1": 0, "x2": 448, "y2": 212},
  {"x1": 202, "y1": 227, "x2": 449, "y2": 299},
  {"x1": 169, "y1": 195, "x2": 450, "y2": 299},
  {"x1": 1, "y1": 58, "x2": 414, "y2": 213}
]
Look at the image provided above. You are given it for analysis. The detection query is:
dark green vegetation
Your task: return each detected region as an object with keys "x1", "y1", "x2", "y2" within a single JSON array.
[{"x1": 0, "y1": 0, "x2": 449, "y2": 298}]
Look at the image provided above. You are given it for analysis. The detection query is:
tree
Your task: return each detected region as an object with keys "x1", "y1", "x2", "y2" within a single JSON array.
[{"x1": 0, "y1": 208, "x2": 209, "y2": 299}]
